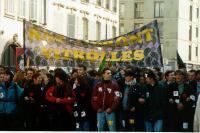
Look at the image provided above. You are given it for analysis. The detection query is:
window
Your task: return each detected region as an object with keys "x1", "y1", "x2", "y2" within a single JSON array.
[
  {"x1": 196, "y1": 47, "x2": 198, "y2": 56},
  {"x1": 196, "y1": 27, "x2": 198, "y2": 38},
  {"x1": 39, "y1": 0, "x2": 46, "y2": 24},
  {"x1": 96, "y1": 0, "x2": 102, "y2": 6},
  {"x1": 190, "y1": 5, "x2": 192, "y2": 21},
  {"x1": 83, "y1": 18, "x2": 89, "y2": 40},
  {"x1": 189, "y1": 25, "x2": 192, "y2": 41},
  {"x1": 5, "y1": 0, "x2": 15, "y2": 15},
  {"x1": 189, "y1": 45, "x2": 192, "y2": 60},
  {"x1": 135, "y1": 2, "x2": 144, "y2": 19},
  {"x1": 158, "y1": 22, "x2": 164, "y2": 38},
  {"x1": 18, "y1": 0, "x2": 26, "y2": 18},
  {"x1": 113, "y1": 0, "x2": 117, "y2": 12},
  {"x1": 53, "y1": 9, "x2": 63, "y2": 34},
  {"x1": 30, "y1": 0, "x2": 37, "y2": 21},
  {"x1": 96, "y1": 21, "x2": 101, "y2": 40},
  {"x1": 134, "y1": 23, "x2": 143, "y2": 29},
  {"x1": 120, "y1": 23, "x2": 125, "y2": 34},
  {"x1": 67, "y1": 14, "x2": 75, "y2": 38},
  {"x1": 106, "y1": 0, "x2": 110, "y2": 10},
  {"x1": 112, "y1": 26, "x2": 116, "y2": 38},
  {"x1": 120, "y1": 4, "x2": 125, "y2": 16},
  {"x1": 197, "y1": 8, "x2": 199, "y2": 18},
  {"x1": 1, "y1": 44, "x2": 17, "y2": 72},
  {"x1": 154, "y1": 1, "x2": 164, "y2": 18}
]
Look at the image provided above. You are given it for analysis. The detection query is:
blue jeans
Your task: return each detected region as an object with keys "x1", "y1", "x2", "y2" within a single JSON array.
[
  {"x1": 145, "y1": 120, "x2": 163, "y2": 132},
  {"x1": 76, "y1": 121, "x2": 90, "y2": 131},
  {"x1": 97, "y1": 111, "x2": 116, "y2": 131}
]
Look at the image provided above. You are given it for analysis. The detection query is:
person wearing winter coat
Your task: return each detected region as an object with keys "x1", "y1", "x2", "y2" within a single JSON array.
[
  {"x1": 0, "y1": 69, "x2": 23, "y2": 130},
  {"x1": 72, "y1": 76, "x2": 91, "y2": 131},
  {"x1": 117, "y1": 70, "x2": 140, "y2": 131},
  {"x1": 21, "y1": 72, "x2": 45, "y2": 130},
  {"x1": 143, "y1": 70, "x2": 167, "y2": 132},
  {"x1": 45, "y1": 68, "x2": 75, "y2": 131},
  {"x1": 92, "y1": 68, "x2": 121, "y2": 131}
]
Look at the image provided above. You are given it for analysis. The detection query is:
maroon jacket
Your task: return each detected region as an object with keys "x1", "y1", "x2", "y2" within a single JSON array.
[{"x1": 91, "y1": 80, "x2": 121, "y2": 112}]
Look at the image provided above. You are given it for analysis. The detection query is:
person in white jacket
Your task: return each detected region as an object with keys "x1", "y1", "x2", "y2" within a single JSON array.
[{"x1": 194, "y1": 94, "x2": 200, "y2": 132}]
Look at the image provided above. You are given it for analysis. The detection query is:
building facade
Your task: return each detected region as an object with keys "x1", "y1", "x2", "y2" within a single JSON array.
[
  {"x1": 119, "y1": 0, "x2": 200, "y2": 70},
  {"x1": 0, "y1": 0, "x2": 119, "y2": 71}
]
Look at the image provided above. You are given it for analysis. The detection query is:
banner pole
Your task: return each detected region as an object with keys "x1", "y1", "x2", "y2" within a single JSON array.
[{"x1": 23, "y1": 19, "x2": 26, "y2": 68}]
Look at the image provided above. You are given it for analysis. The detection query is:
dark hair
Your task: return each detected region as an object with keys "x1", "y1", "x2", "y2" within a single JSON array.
[
  {"x1": 78, "y1": 64, "x2": 87, "y2": 71},
  {"x1": 71, "y1": 68, "x2": 78, "y2": 75},
  {"x1": 4, "y1": 69, "x2": 14, "y2": 81},
  {"x1": 175, "y1": 70, "x2": 185, "y2": 76},
  {"x1": 189, "y1": 70, "x2": 197, "y2": 76},
  {"x1": 145, "y1": 70, "x2": 157, "y2": 81},
  {"x1": 101, "y1": 68, "x2": 110, "y2": 75},
  {"x1": 26, "y1": 68, "x2": 35, "y2": 74},
  {"x1": 54, "y1": 68, "x2": 69, "y2": 81},
  {"x1": 165, "y1": 70, "x2": 174, "y2": 78},
  {"x1": 196, "y1": 70, "x2": 200, "y2": 75},
  {"x1": 88, "y1": 69, "x2": 97, "y2": 77},
  {"x1": 124, "y1": 70, "x2": 135, "y2": 77}
]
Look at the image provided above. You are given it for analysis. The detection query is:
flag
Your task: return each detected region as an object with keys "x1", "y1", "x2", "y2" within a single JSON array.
[
  {"x1": 98, "y1": 55, "x2": 107, "y2": 73},
  {"x1": 177, "y1": 51, "x2": 186, "y2": 69}
]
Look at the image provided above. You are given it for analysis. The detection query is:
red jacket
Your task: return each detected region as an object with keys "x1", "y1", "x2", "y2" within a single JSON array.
[
  {"x1": 46, "y1": 86, "x2": 75, "y2": 113},
  {"x1": 92, "y1": 80, "x2": 121, "y2": 112}
]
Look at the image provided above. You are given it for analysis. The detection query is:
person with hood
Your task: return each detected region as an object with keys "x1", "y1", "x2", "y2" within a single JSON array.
[{"x1": 0, "y1": 69, "x2": 23, "y2": 130}]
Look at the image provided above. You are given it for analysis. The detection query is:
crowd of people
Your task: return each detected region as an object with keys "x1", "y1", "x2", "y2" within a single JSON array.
[{"x1": 0, "y1": 64, "x2": 199, "y2": 131}]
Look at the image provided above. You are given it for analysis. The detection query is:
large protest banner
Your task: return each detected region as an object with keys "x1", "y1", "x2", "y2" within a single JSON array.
[{"x1": 24, "y1": 20, "x2": 163, "y2": 68}]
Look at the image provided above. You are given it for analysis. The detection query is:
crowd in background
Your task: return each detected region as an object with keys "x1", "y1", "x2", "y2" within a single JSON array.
[{"x1": 0, "y1": 64, "x2": 199, "y2": 132}]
